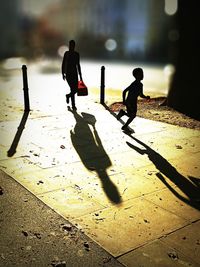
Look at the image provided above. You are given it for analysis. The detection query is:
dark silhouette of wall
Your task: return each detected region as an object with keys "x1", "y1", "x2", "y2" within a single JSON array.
[{"x1": 167, "y1": 0, "x2": 200, "y2": 120}]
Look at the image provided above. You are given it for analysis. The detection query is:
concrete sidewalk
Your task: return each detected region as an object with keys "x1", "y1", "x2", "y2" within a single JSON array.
[
  {"x1": 0, "y1": 169, "x2": 124, "y2": 267},
  {"x1": 0, "y1": 69, "x2": 200, "y2": 266}
]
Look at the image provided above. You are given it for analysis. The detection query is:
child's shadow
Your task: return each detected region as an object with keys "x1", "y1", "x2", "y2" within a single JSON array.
[{"x1": 125, "y1": 133, "x2": 200, "y2": 211}]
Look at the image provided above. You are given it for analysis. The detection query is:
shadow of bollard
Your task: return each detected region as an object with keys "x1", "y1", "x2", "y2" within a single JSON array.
[
  {"x1": 7, "y1": 111, "x2": 29, "y2": 157},
  {"x1": 7, "y1": 65, "x2": 31, "y2": 157}
]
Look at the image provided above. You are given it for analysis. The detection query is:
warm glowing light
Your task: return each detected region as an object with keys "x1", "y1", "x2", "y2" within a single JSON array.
[
  {"x1": 3, "y1": 57, "x2": 26, "y2": 70},
  {"x1": 57, "y1": 45, "x2": 68, "y2": 57},
  {"x1": 105, "y1": 39, "x2": 117, "y2": 51},
  {"x1": 164, "y1": 64, "x2": 175, "y2": 76},
  {"x1": 163, "y1": 64, "x2": 175, "y2": 84},
  {"x1": 164, "y1": 0, "x2": 178, "y2": 15}
]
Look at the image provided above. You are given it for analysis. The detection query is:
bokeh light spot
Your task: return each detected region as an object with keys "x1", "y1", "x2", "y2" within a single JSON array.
[
  {"x1": 164, "y1": 0, "x2": 178, "y2": 15},
  {"x1": 105, "y1": 39, "x2": 117, "y2": 51},
  {"x1": 57, "y1": 45, "x2": 68, "y2": 57}
]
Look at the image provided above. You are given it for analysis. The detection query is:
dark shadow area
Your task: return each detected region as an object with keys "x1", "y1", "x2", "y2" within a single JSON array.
[
  {"x1": 68, "y1": 107, "x2": 122, "y2": 205},
  {"x1": 125, "y1": 133, "x2": 200, "y2": 211},
  {"x1": 166, "y1": 2, "x2": 200, "y2": 120},
  {"x1": 7, "y1": 111, "x2": 29, "y2": 157},
  {"x1": 102, "y1": 103, "x2": 135, "y2": 133}
]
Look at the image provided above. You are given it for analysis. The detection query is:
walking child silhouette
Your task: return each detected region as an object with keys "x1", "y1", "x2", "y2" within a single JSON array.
[{"x1": 117, "y1": 68, "x2": 150, "y2": 132}]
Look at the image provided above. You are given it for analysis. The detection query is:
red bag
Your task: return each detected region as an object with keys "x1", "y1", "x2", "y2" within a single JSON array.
[{"x1": 77, "y1": 80, "x2": 88, "y2": 96}]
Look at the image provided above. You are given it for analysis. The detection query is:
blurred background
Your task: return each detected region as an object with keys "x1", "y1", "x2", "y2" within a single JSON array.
[
  {"x1": 0, "y1": 0, "x2": 180, "y2": 104},
  {"x1": 0, "y1": 0, "x2": 178, "y2": 62}
]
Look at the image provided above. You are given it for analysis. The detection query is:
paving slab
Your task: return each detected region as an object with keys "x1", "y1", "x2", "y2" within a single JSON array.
[
  {"x1": 161, "y1": 220, "x2": 200, "y2": 265},
  {"x1": 171, "y1": 154, "x2": 200, "y2": 178},
  {"x1": 145, "y1": 188, "x2": 200, "y2": 222},
  {"x1": 72, "y1": 197, "x2": 187, "y2": 257},
  {"x1": 38, "y1": 186, "x2": 105, "y2": 220},
  {"x1": 118, "y1": 239, "x2": 199, "y2": 267},
  {"x1": 0, "y1": 170, "x2": 123, "y2": 267}
]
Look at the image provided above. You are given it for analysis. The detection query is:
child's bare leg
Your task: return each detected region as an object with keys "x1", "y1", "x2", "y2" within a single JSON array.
[
  {"x1": 122, "y1": 113, "x2": 136, "y2": 129},
  {"x1": 117, "y1": 109, "x2": 126, "y2": 120}
]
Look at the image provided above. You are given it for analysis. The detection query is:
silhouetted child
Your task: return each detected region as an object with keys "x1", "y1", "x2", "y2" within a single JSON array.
[{"x1": 117, "y1": 68, "x2": 150, "y2": 131}]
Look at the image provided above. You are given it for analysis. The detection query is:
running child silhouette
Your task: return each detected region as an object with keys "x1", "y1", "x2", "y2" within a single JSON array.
[{"x1": 117, "y1": 67, "x2": 150, "y2": 131}]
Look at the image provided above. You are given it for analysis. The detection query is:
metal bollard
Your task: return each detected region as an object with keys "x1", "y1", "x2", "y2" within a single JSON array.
[
  {"x1": 22, "y1": 65, "x2": 30, "y2": 111},
  {"x1": 100, "y1": 66, "x2": 105, "y2": 104}
]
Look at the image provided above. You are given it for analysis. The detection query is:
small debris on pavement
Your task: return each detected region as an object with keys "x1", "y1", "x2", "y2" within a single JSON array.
[
  {"x1": 34, "y1": 232, "x2": 41, "y2": 239},
  {"x1": 37, "y1": 180, "x2": 44, "y2": 185},
  {"x1": 1, "y1": 253, "x2": 6, "y2": 260},
  {"x1": 175, "y1": 144, "x2": 183, "y2": 149},
  {"x1": 103, "y1": 257, "x2": 111, "y2": 264},
  {"x1": 49, "y1": 231, "x2": 56, "y2": 237},
  {"x1": 167, "y1": 251, "x2": 179, "y2": 260},
  {"x1": 124, "y1": 205, "x2": 133, "y2": 210},
  {"x1": 122, "y1": 187, "x2": 127, "y2": 194},
  {"x1": 83, "y1": 241, "x2": 90, "y2": 251},
  {"x1": 95, "y1": 217, "x2": 105, "y2": 222},
  {"x1": 51, "y1": 260, "x2": 66, "y2": 267},
  {"x1": 144, "y1": 219, "x2": 150, "y2": 223},
  {"x1": 0, "y1": 186, "x2": 4, "y2": 195},
  {"x1": 22, "y1": 230, "x2": 28, "y2": 237},
  {"x1": 62, "y1": 223, "x2": 72, "y2": 232},
  {"x1": 74, "y1": 184, "x2": 82, "y2": 190},
  {"x1": 60, "y1": 145, "x2": 65, "y2": 149}
]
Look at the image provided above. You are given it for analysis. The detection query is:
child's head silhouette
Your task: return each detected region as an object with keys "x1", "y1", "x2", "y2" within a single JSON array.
[{"x1": 132, "y1": 68, "x2": 143, "y2": 81}]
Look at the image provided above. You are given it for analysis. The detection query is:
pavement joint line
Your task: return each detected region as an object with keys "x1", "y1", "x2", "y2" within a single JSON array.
[
  {"x1": 115, "y1": 237, "x2": 172, "y2": 259},
  {"x1": 36, "y1": 186, "x2": 75, "y2": 196},
  {"x1": 116, "y1": 216, "x2": 200, "y2": 259},
  {"x1": 143, "y1": 196, "x2": 197, "y2": 222},
  {"x1": 158, "y1": 238, "x2": 200, "y2": 267},
  {"x1": 159, "y1": 219, "x2": 200, "y2": 237}
]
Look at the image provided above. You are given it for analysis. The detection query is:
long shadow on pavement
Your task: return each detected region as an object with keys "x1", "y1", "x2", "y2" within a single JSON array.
[
  {"x1": 68, "y1": 107, "x2": 122, "y2": 205},
  {"x1": 7, "y1": 111, "x2": 29, "y2": 157},
  {"x1": 125, "y1": 133, "x2": 200, "y2": 211}
]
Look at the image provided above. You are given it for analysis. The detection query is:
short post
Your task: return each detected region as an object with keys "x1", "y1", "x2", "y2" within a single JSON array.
[
  {"x1": 22, "y1": 65, "x2": 30, "y2": 111},
  {"x1": 100, "y1": 66, "x2": 105, "y2": 104}
]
